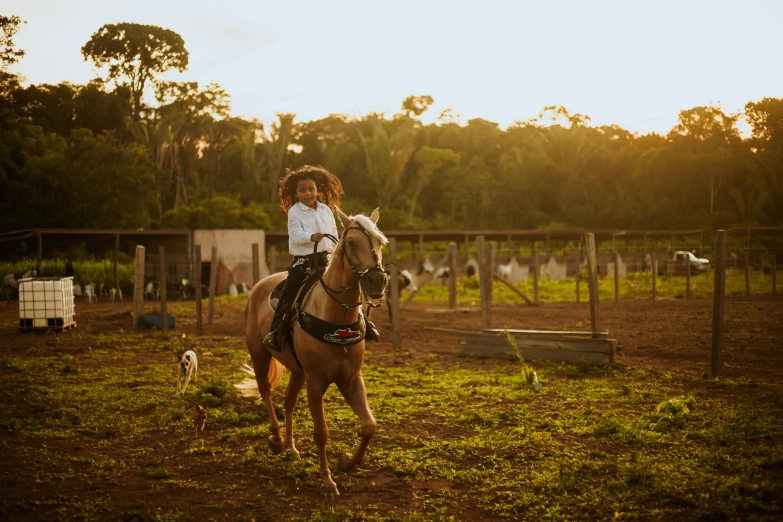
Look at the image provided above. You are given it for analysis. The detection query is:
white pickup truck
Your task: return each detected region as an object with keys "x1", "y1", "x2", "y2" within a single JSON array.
[{"x1": 673, "y1": 251, "x2": 710, "y2": 272}]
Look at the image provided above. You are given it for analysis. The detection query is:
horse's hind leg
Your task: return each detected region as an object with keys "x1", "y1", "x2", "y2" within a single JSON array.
[
  {"x1": 336, "y1": 372, "x2": 376, "y2": 473},
  {"x1": 283, "y1": 371, "x2": 305, "y2": 456},
  {"x1": 249, "y1": 346, "x2": 284, "y2": 453},
  {"x1": 306, "y1": 378, "x2": 339, "y2": 495}
]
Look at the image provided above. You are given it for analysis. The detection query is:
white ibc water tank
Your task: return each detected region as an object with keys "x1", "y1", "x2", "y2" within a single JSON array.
[{"x1": 18, "y1": 277, "x2": 76, "y2": 330}]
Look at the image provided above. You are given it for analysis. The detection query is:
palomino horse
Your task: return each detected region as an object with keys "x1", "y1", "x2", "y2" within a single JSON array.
[{"x1": 237, "y1": 207, "x2": 388, "y2": 495}]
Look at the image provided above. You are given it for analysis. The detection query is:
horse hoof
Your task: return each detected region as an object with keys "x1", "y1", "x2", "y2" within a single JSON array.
[
  {"x1": 338, "y1": 453, "x2": 354, "y2": 472},
  {"x1": 320, "y1": 483, "x2": 340, "y2": 496},
  {"x1": 284, "y1": 447, "x2": 300, "y2": 459},
  {"x1": 267, "y1": 436, "x2": 283, "y2": 454}
]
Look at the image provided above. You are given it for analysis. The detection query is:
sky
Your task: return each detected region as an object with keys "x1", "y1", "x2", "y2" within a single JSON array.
[{"x1": 4, "y1": 0, "x2": 783, "y2": 135}]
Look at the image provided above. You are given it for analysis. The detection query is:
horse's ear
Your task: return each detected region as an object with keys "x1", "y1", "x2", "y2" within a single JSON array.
[
  {"x1": 334, "y1": 207, "x2": 352, "y2": 230},
  {"x1": 370, "y1": 207, "x2": 380, "y2": 224}
]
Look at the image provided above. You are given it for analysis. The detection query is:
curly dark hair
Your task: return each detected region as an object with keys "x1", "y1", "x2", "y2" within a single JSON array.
[{"x1": 278, "y1": 165, "x2": 344, "y2": 212}]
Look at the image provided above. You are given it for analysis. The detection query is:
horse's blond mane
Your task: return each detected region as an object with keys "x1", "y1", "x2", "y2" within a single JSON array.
[{"x1": 349, "y1": 214, "x2": 388, "y2": 246}]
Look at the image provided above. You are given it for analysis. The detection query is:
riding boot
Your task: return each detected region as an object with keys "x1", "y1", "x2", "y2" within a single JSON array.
[
  {"x1": 365, "y1": 319, "x2": 381, "y2": 342},
  {"x1": 264, "y1": 297, "x2": 293, "y2": 352}
]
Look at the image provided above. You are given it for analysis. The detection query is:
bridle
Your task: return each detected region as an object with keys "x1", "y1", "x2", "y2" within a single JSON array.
[{"x1": 310, "y1": 222, "x2": 389, "y2": 310}]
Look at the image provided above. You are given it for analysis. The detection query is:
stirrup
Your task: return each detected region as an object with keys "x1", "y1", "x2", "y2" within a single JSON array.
[{"x1": 264, "y1": 330, "x2": 283, "y2": 352}]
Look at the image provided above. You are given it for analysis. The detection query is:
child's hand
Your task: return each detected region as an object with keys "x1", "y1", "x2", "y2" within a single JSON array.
[{"x1": 310, "y1": 233, "x2": 325, "y2": 242}]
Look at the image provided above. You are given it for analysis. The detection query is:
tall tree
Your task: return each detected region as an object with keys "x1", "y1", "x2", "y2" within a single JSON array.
[
  {"x1": 359, "y1": 121, "x2": 416, "y2": 210},
  {"x1": 81, "y1": 23, "x2": 189, "y2": 121},
  {"x1": 0, "y1": 15, "x2": 25, "y2": 70},
  {"x1": 154, "y1": 81, "x2": 230, "y2": 208},
  {"x1": 259, "y1": 113, "x2": 295, "y2": 203},
  {"x1": 409, "y1": 146, "x2": 459, "y2": 221}
]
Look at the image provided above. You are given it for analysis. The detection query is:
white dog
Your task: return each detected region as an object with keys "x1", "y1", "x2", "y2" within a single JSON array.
[{"x1": 176, "y1": 350, "x2": 198, "y2": 396}]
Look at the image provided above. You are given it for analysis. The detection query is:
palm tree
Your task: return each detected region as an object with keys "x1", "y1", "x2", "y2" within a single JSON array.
[{"x1": 359, "y1": 122, "x2": 416, "y2": 210}]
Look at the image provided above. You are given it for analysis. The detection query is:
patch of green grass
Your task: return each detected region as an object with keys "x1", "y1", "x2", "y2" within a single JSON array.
[{"x1": 411, "y1": 271, "x2": 778, "y2": 304}]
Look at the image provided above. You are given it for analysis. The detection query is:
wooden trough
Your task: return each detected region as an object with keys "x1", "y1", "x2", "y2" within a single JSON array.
[
  {"x1": 460, "y1": 329, "x2": 617, "y2": 366},
  {"x1": 460, "y1": 232, "x2": 616, "y2": 366}
]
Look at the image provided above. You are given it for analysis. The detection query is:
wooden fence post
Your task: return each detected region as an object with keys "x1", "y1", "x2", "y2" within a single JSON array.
[
  {"x1": 208, "y1": 246, "x2": 218, "y2": 325},
  {"x1": 686, "y1": 256, "x2": 691, "y2": 300},
  {"x1": 194, "y1": 245, "x2": 202, "y2": 336},
  {"x1": 575, "y1": 240, "x2": 582, "y2": 303},
  {"x1": 745, "y1": 229, "x2": 751, "y2": 297},
  {"x1": 389, "y1": 238, "x2": 401, "y2": 350},
  {"x1": 269, "y1": 245, "x2": 277, "y2": 275},
  {"x1": 712, "y1": 230, "x2": 727, "y2": 377},
  {"x1": 36, "y1": 231, "x2": 42, "y2": 275},
  {"x1": 252, "y1": 243, "x2": 260, "y2": 286},
  {"x1": 487, "y1": 242, "x2": 495, "y2": 307},
  {"x1": 533, "y1": 249, "x2": 539, "y2": 305},
  {"x1": 585, "y1": 233, "x2": 601, "y2": 335},
  {"x1": 651, "y1": 257, "x2": 657, "y2": 299},
  {"x1": 114, "y1": 233, "x2": 121, "y2": 300},
  {"x1": 477, "y1": 236, "x2": 490, "y2": 330},
  {"x1": 159, "y1": 245, "x2": 168, "y2": 333},
  {"x1": 133, "y1": 245, "x2": 145, "y2": 329},
  {"x1": 448, "y1": 242, "x2": 457, "y2": 309},
  {"x1": 614, "y1": 251, "x2": 620, "y2": 303}
]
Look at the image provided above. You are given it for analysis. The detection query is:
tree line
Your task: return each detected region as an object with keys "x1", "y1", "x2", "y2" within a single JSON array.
[{"x1": 1, "y1": 17, "x2": 782, "y2": 235}]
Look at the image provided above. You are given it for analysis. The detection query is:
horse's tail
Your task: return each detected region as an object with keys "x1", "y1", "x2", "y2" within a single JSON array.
[{"x1": 235, "y1": 361, "x2": 286, "y2": 400}]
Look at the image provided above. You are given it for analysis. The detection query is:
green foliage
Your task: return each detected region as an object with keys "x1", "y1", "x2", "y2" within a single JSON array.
[
  {"x1": 161, "y1": 196, "x2": 271, "y2": 229},
  {"x1": 0, "y1": 15, "x2": 26, "y2": 69},
  {"x1": 81, "y1": 23, "x2": 189, "y2": 119},
  {"x1": 0, "y1": 258, "x2": 134, "y2": 293},
  {"x1": 2, "y1": 20, "x2": 783, "y2": 236}
]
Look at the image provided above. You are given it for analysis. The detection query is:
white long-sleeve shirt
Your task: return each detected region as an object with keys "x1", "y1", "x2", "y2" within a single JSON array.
[{"x1": 287, "y1": 201, "x2": 339, "y2": 256}]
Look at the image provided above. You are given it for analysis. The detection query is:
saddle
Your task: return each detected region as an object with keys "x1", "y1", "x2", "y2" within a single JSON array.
[{"x1": 267, "y1": 270, "x2": 379, "y2": 355}]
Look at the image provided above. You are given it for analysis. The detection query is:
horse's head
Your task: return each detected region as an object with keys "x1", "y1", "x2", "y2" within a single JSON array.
[{"x1": 335, "y1": 207, "x2": 389, "y2": 300}]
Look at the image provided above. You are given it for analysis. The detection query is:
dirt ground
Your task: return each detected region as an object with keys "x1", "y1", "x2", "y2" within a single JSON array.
[
  {"x1": 6, "y1": 294, "x2": 777, "y2": 379},
  {"x1": 0, "y1": 295, "x2": 781, "y2": 520}
]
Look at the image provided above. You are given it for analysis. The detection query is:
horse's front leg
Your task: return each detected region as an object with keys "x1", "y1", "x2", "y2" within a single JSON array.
[
  {"x1": 336, "y1": 372, "x2": 376, "y2": 472},
  {"x1": 306, "y1": 378, "x2": 339, "y2": 495}
]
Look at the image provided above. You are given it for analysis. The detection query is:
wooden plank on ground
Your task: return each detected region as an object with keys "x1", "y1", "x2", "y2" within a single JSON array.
[
  {"x1": 459, "y1": 342, "x2": 612, "y2": 365},
  {"x1": 466, "y1": 334, "x2": 615, "y2": 354},
  {"x1": 484, "y1": 328, "x2": 608, "y2": 338}
]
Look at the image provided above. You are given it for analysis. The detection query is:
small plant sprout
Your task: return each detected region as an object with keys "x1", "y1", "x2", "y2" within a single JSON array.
[{"x1": 503, "y1": 328, "x2": 541, "y2": 392}]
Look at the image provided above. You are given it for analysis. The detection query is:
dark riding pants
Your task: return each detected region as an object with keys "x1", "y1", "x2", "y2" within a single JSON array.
[{"x1": 270, "y1": 252, "x2": 330, "y2": 331}]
